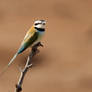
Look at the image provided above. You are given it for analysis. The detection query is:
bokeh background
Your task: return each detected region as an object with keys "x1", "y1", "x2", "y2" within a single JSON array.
[{"x1": 0, "y1": 0, "x2": 92, "y2": 92}]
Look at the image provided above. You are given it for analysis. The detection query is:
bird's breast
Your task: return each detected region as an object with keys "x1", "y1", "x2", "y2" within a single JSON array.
[
  {"x1": 38, "y1": 31, "x2": 45, "y2": 40},
  {"x1": 32, "y1": 31, "x2": 45, "y2": 46}
]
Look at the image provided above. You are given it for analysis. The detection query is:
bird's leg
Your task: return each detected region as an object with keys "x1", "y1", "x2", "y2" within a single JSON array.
[
  {"x1": 35, "y1": 42, "x2": 43, "y2": 48},
  {"x1": 32, "y1": 42, "x2": 43, "y2": 53}
]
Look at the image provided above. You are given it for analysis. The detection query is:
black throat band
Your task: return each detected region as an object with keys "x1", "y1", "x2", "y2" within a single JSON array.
[{"x1": 35, "y1": 27, "x2": 45, "y2": 32}]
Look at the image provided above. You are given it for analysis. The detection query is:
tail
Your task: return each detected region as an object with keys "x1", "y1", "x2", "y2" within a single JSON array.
[
  {"x1": 0, "y1": 53, "x2": 18, "y2": 76},
  {"x1": 8, "y1": 53, "x2": 18, "y2": 66}
]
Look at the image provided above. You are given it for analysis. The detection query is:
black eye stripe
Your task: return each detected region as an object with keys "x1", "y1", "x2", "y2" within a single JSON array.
[{"x1": 35, "y1": 23, "x2": 41, "y2": 25}]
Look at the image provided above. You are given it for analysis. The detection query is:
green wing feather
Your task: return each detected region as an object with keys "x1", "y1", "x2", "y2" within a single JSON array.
[{"x1": 17, "y1": 31, "x2": 39, "y2": 54}]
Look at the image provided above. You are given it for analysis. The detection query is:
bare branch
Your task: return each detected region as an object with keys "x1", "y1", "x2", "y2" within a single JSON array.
[{"x1": 14, "y1": 42, "x2": 43, "y2": 92}]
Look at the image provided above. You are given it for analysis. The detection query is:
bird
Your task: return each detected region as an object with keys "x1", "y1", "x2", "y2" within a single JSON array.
[{"x1": 0, "y1": 20, "x2": 46, "y2": 75}]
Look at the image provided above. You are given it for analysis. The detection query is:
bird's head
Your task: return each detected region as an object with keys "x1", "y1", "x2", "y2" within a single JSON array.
[{"x1": 34, "y1": 20, "x2": 46, "y2": 29}]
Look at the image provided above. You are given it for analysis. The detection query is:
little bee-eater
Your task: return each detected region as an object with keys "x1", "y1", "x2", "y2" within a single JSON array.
[{"x1": 1, "y1": 20, "x2": 46, "y2": 75}]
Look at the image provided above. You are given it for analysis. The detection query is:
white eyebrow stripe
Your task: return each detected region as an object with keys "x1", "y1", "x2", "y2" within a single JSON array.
[{"x1": 35, "y1": 21, "x2": 42, "y2": 24}]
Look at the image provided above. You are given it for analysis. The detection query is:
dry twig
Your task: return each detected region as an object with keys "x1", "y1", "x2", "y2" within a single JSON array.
[{"x1": 14, "y1": 42, "x2": 43, "y2": 92}]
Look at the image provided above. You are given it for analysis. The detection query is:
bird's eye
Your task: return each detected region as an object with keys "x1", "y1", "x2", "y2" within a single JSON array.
[{"x1": 43, "y1": 23, "x2": 45, "y2": 25}]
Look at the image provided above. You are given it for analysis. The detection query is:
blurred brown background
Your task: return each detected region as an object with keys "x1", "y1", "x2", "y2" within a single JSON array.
[{"x1": 0, "y1": 0, "x2": 92, "y2": 92}]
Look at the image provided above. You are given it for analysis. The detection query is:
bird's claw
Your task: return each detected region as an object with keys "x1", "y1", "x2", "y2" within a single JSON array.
[{"x1": 39, "y1": 42, "x2": 44, "y2": 47}]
